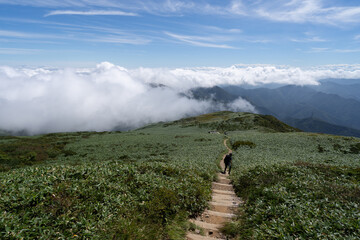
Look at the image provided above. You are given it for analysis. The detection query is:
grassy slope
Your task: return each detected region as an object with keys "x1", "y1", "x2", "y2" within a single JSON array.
[
  {"x1": 169, "y1": 111, "x2": 300, "y2": 133},
  {"x1": 0, "y1": 126, "x2": 225, "y2": 239},
  {"x1": 225, "y1": 131, "x2": 360, "y2": 239},
  {"x1": 1, "y1": 111, "x2": 359, "y2": 239}
]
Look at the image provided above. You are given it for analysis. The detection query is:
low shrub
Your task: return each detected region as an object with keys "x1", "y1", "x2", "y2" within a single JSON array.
[
  {"x1": 232, "y1": 140, "x2": 256, "y2": 150},
  {"x1": 350, "y1": 143, "x2": 360, "y2": 154},
  {"x1": 229, "y1": 164, "x2": 360, "y2": 239}
]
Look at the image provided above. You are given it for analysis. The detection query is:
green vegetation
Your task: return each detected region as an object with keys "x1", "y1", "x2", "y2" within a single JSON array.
[
  {"x1": 232, "y1": 140, "x2": 256, "y2": 150},
  {"x1": 169, "y1": 111, "x2": 299, "y2": 133},
  {"x1": 1, "y1": 111, "x2": 359, "y2": 239},
  {"x1": 225, "y1": 131, "x2": 360, "y2": 239},
  {"x1": 0, "y1": 132, "x2": 100, "y2": 172},
  {"x1": 0, "y1": 126, "x2": 224, "y2": 239}
]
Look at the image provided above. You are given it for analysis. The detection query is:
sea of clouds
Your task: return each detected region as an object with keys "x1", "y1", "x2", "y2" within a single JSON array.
[{"x1": 1, "y1": 62, "x2": 360, "y2": 135}]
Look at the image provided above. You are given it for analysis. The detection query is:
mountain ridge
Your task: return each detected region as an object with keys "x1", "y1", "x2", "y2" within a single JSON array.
[
  {"x1": 188, "y1": 84, "x2": 360, "y2": 138},
  {"x1": 284, "y1": 117, "x2": 360, "y2": 138},
  {"x1": 162, "y1": 111, "x2": 301, "y2": 133}
]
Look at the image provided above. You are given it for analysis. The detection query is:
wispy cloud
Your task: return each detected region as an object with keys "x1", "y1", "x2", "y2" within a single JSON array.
[
  {"x1": 291, "y1": 36, "x2": 327, "y2": 42},
  {"x1": 228, "y1": 0, "x2": 247, "y2": 15},
  {"x1": 0, "y1": 18, "x2": 143, "y2": 38},
  {"x1": 165, "y1": 32, "x2": 235, "y2": 49},
  {"x1": 45, "y1": 10, "x2": 138, "y2": 17},
  {"x1": 0, "y1": 0, "x2": 122, "y2": 8},
  {"x1": 253, "y1": 0, "x2": 360, "y2": 25},
  {"x1": 0, "y1": 29, "x2": 86, "y2": 43},
  {"x1": 194, "y1": 24, "x2": 271, "y2": 43},
  {"x1": 308, "y1": 47, "x2": 360, "y2": 53},
  {"x1": 90, "y1": 36, "x2": 150, "y2": 45},
  {"x1": 0, "y1": 0, "x2": 198, "y2": 15},
  {"x1": 308, "y1": 47, "x2": 330, "y2": 53},
  {"x1": 246, "y1": 38, "x2": 272, "y2": 43},
  {"x1": 201, "y1": 25, "x2": 242, "y2": 34},
  {"x1": 154, "y1": 0, "x2": 195, "y2": 13},
  {"x1": 0, "y1": 30, "x2": 58, "y2": 39},
  {"x1": 0, "y1": 0, "x2": 241, "y2": 18},
  {"x1": 255, "y1": 0, "x2": 322, "y2": 23},
  {"x1": 2, "y1": 0, "x2": 360, "y2": 26},
  {"x1": 334, "y1": 49, "x2": 360, "y2": 53},
  {"x1": 0, "y1": 28, "x2": 150, "y2": 45},
  {"x1": 0, "y1": 47, "x2": 41, "y2": 54},
  {"x1": 329, "y1": 7, "x2": 360, "y2": 24}
]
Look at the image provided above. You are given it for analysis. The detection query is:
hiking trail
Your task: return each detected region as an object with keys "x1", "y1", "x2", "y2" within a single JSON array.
[{"x1": 186, "y1": 139, "x2": 242, "y2": 240}]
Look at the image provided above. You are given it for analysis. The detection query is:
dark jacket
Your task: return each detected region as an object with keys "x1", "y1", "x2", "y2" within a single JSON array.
[{"x1": 224, "y1": 154, "x2": 232, "y2": 165}]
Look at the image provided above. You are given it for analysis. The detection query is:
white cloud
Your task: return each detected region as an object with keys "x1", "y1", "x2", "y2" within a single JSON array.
[
  {"x1": 0, "y1": 48, "x2": 41, "y2": 54},
  {"x1": 45, "y1": 10, "x2": 138, "y2": 17},
  {"x1": 2, "y1": 62, "x2": 360, "y2": 134},
  {"x1": 0, "y1": 62, "x2": 254, "y2": 134},
  {"x1": 229, "y1": 0, "x2": 247, "y2": 15},
  {"x1": 159, "y1": 0, "x2": 195, "y2": 13},
  {"x1": 0, "y1": 30, "x2": 59, "y2": 39},
  {"x1": 291, "y1": 36, "x2": 327, "y2": 42},
  {"x1": 89, "y1": 36, "x2": 150, "y2": 45},
  {"x1": 307, "y1": 47, "x2": 360, "y2": 53},
  {"x1": 333, "y1": 49, "x2": 360, "y2": 53},
  {"x1": 0, "y1": 0, "x2": 199, "y2": 14},
  {"x1": 201, "y1": 25, "x2": 242, "y2": 34},
  {"x1": 329, "y1": 7, "x2": 360, "y2": 24},
  {"x1": 229, "y1": 98, "x2": 257, "y2": 113},
  {"x1": 255, "y1": 0, "x2": 322, "y2": 23},
  {"x1": 2, "y1": 0, "x2": 360, "y2": 26},
  {"x1": 253, "y1": 0, "x2": 360, "y2": 25},
  {"x1": 0, "y1": 0, "x2": 119, "y2": 8},
  {"x1": 308, "y1": 47, "x2": 329, "y2": 53},
  {"x1": 0, "y1": 29, "x2": 150, "y2": 45},
  {"x1": 131, "y1": 64, "x2": 360, "y2": 90},
  {"x1": 165, "y1": 32, "x2": 235, "y2": 49},
  {"x1": 0, "y1": 0, "x2": 226, "y2": 16}
]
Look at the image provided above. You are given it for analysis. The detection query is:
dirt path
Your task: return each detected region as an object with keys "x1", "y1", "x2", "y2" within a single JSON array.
[{"x1": 186, "y1": 139, "x2": 241, "y2": 240}]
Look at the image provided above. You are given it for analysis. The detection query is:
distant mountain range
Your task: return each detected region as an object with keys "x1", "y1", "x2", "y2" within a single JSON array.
[
  {"x1": 187, "y1": 86, "x2": 238, "y2": 103},
  {"x1": 309, "y1": 81, "x2": 360, "y2": 101},
  {"x1": 285, "y1": 118, "x2": 360, "y2": 138},
  {"x1": 188, "y1": 81, "x2": 360, "y2": 138},
  {"x1": 223, "y1": 85, "x2": 360, "y2": 129}
]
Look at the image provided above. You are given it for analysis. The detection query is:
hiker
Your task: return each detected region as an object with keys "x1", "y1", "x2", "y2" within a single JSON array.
[{"x1": 223, "y1": 153, "x2": 232, "y2": 174}]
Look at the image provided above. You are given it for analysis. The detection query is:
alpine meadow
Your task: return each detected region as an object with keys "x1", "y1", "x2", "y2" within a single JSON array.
[{"x1": 1, "y1": 112, "x2": 359, "y2": 239}]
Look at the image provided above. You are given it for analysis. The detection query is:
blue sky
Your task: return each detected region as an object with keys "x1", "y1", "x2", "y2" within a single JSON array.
[{"x1": 1, "y1": 0, "x2": 360, "y2": 67}]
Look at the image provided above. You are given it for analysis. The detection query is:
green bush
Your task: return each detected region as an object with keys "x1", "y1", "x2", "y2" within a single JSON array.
[
  {"x1": 350, "y1": 143, "x2": 360, "y2": 154},
  {"x1": 232, "y1": 140, "x2": 256, "y2": 150}
]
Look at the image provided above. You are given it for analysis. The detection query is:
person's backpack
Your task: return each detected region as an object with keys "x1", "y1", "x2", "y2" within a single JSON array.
[{"x1": 224, "y1": 154, "x2": 231, "y2": 165}]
